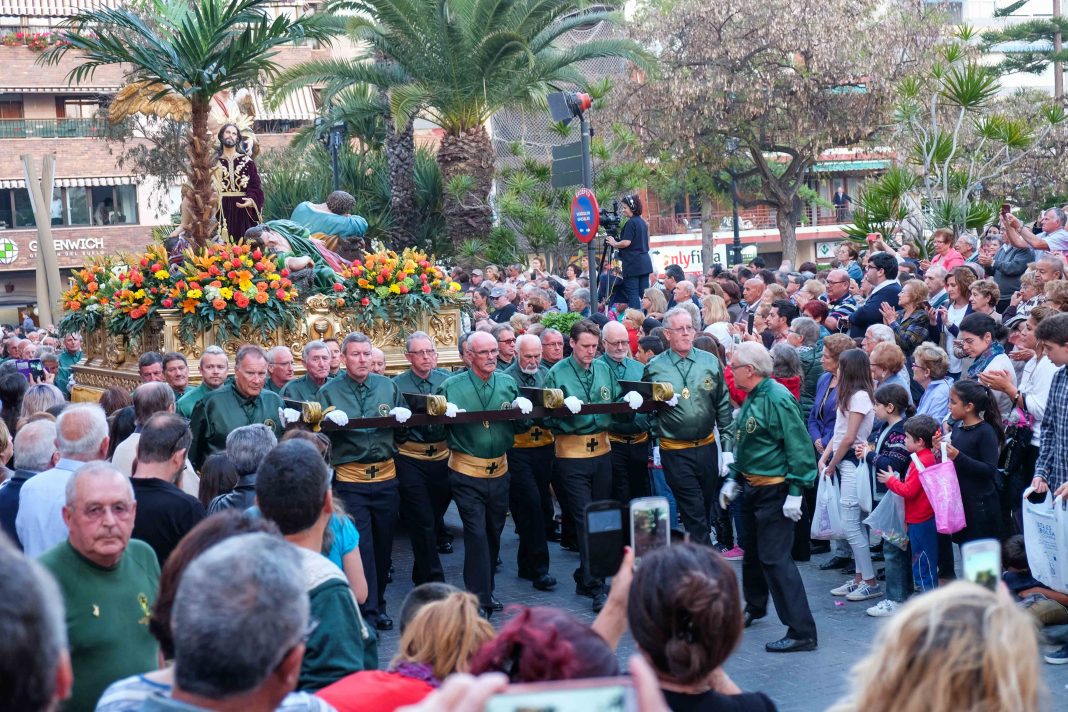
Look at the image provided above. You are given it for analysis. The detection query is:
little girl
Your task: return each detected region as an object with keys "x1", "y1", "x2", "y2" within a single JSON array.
[
  {"x1": 856, "y1": 384, "x2": 913, "y2": 616},
  {"x1": 879, "y1": 415, "x2": 939, "y2": 592},
  {"x1": 935, "y1": 380, "x2": 1003, "y2": 544}
]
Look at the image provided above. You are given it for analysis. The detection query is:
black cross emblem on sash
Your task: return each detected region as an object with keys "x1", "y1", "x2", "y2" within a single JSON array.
[
  {"x1": 586, "y1": 437, "x2": 599, "y2": 452},
  {"x1": 424, "y1": 444, "x2": 438, "y2": 456},
  {"x1": 365, "y1": 465, "x2": 379, "y2": 479},
  {"x1": 530, "y1": 427, "x2": 543, "y2": 441},
  {"x1": 486, "y1": 461, "x2": 500, "y2": 474}
]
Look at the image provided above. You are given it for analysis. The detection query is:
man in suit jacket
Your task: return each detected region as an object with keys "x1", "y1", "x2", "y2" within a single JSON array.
[{"x1": 849, "y1": 252, "x2": 900, "y2": 339}]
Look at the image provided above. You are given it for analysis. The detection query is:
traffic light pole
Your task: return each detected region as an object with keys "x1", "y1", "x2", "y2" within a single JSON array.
[{"x1": 580, "y1": 112, "x2": 598, "y2": 306}]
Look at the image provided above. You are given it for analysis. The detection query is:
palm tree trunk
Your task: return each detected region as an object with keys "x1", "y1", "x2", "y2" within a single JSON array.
[
  {"x1": 186, "y1": 99, "x2": 215, "y2": 248},
  {"x1": 386, "y1": 115, "x2": 418, "y2": 249},
  {"x1": 437, "y1": 126, "x2": 494, "y2": 245}
]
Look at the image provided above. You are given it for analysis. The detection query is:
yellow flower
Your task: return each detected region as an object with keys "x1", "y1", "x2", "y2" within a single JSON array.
[
  {"x1": 154, "y1": 269, "x2": 170, "y2": 280},
  {"x1": 133, "y1": 289, "x2": 146, "y2": 300},
  {"x1": 389, "y1": 283, "x2": 402, "y2": 294},
  {"x1": 238, "y1": 279, "x2": 253, "y2": 292},
  {"x1": 219, "y1": 287, "x2": 234, "y2": 300},
  {"x1": 448, "y1": 282, "x2": 461, "y2": 291},
  {"x1": 187, "y1": 288, "x2": 203, "y2": 299}
]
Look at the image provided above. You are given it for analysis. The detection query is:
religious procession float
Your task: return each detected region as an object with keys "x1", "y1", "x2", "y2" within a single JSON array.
[{"x1": 57, "y1": 233, "x2": 465, "y2": 400}]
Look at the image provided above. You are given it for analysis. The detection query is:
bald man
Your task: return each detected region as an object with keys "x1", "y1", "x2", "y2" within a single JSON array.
[{"x1": 600, "y1": 321, "x2": 651, "y2": 502}]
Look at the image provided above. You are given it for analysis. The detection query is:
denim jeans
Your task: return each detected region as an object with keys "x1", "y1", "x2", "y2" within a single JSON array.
[
  {"x1": 909, "y1": 517, "x2": 938, "y2": 592},
  {"x1": 837, "y1": 459, "x2": 874, "y2": 580},
  {"x1": 883, "y1": 539, "x2": 911, "y2": 602},
  {"x1": 650, "y1": 464, "x2": 680, "y2": 532},
  {"x1": 622, "y1": 274, "x2": 649, "y2": 310}
]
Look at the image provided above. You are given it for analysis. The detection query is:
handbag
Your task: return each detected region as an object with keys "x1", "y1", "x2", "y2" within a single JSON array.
[
  {"x1": 912, "y1": 443, "x2": 967, "y2": 535},
  {"x1": 1003, "y1": 405, "x2": 1035, "y2": 473},
  {"x1": 864, "y1": 491, "x2": 908, "y2": 550},
  {"x1": 1021, "y1": 488, "x2": 1068, "y2": 593},
  {"x1": 811, "y1": 475, "x2": 845, "y2": 540}
]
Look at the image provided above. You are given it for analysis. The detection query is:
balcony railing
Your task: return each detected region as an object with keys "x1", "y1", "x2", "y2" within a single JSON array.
[
  {"x1": 0, "y1": 118, "x2": 108, "y2": 139},
  {"x1": 648, "y1": 205, "x2": 854, "y2": 235}
]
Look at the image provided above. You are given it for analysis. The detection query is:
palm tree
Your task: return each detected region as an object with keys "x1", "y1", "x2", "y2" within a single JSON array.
[
  {"x1": 40, "y1": 0, "x2": 332, "y2": 248},
  {"x1": 270, "y1": 0, "x2": 649, "y2": 247}
]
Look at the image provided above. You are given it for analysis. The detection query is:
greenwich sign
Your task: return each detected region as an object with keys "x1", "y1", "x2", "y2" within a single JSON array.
[{"x1": 29, "y1": 236, "x2": 105, "y2": 253}]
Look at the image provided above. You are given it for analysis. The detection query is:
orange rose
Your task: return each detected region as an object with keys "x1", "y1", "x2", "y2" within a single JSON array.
[
  {"x1": 234, "y1": 293, "x2": 250, "y2": 308},
  {"x1": 212, "y1": 298, "x2": 226, "y2": 310},
  {"x1": 254, "y1": 291, "x2": 269, "y2": 304}
]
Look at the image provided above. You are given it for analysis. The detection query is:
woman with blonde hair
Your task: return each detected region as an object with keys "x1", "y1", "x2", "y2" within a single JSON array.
[
  {"x1": 623, "y1": 308, "x2": 644, "y2": 354},
  {"x1": 642, "y1": 286, "x2": 667, "y2": 320},
  {"x1": 19, "y1": 383, "x2": 65, "y2": 422},
  {"x1": 317, "y1": 590, "x2": 495, "y2": 711},
  {"x1": 829, "y1": 582, "x2": 1042, "y2": 712},
  {"x1": 701, "y1": 294, "x2": 731, "y2": 326}
]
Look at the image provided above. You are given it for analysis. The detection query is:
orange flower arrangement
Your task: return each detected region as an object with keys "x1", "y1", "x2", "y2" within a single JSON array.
[
  {"x1": 338, "y1": 248, "x2": 461, "y2": 330},
  {"x1": 109, "y1": 244, "x2": 175, "y2": 337},
  {"x1": 58, "y1": 256, "x2": 117, "y2": 335}
]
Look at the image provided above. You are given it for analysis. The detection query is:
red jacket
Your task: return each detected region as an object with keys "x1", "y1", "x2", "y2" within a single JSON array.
[
  {"x1": 884, "y1": 448, "x2": 936, "y2": 524},
  {"x1": 726, "y1": 367, "x2": 800, "y2": 404},
  {"x1": 317, "y1": 670, "x2": 434, "y2": 712}
]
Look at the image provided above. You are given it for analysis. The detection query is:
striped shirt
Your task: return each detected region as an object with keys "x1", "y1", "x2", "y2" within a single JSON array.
[{"x1": 1036, "y1": 367, "x2": 1068, "y2": 491}]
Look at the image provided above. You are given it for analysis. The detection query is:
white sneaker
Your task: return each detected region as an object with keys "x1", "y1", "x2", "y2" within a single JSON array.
[
  {"x1": 830, "y1": 579, "x2": 859, "y2": 596},
  {"x1": 866, "y1": 599, "x2": 899, "y2": 617},
  {"x1": 846, "y1": 581, "x2": 883, "y2": 601}
]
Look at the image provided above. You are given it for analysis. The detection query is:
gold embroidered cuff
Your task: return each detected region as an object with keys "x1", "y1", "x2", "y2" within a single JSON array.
[
  {"x1": 555, "y1": 432, "x2": 610, "y2": 459},
  {"x1": 335, "y1": 459, "x2": 397, "y2": 483},
  {"x1": 449, "y1": 452, "x2": 508, "y2": 478}
]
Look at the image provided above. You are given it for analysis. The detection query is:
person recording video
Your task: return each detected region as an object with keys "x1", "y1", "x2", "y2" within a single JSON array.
[{"x1": 605, "y1": 194, "x2": 652, "y2": 310}]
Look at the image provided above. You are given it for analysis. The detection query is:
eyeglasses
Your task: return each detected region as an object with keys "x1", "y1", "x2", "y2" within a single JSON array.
[
  {"x1": 80, "y1": 502, "x2": 134, "y2": 521},
  {"x1": 472, "y1": 348, "x2": 499, "y2": 358},
  {"x1": 826, "y1": 279, "x2": 848, "y2": 285},
  {"x1": 407, "y1": 349, "x2": 437, "y2": 357},
  {"x1": 604, "y1": 339, "x2": 630, "y2": 347},
  {"x1": 497, "y1": 338, "x2": 516, "y2": 345}
]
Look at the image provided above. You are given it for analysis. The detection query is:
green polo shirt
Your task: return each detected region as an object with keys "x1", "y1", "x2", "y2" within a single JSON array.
[
  {"x1": 730, "y1": 377, "x2": 817, "y2": 496},
  {"x1": 57, "y1": 348, "x2": 82, "y2": 396},
  {"x1": 316, "y1": 373, "x2": 404, "y2": 466},
  {"x1": 283, "y1": 374, "x2": 330, "y2": 403},
  {"x1": 544, "y1": 355, "x2": 620, "y2": 435},
  {"x1": 436, "y1": 370, "x2": 525, "y2": 458},
  {"x1": 393, "y1": 368, "x2": 451, "y2": 444},
  {"x1": 189, "y1": 382, "x2": 284, "y2": 469},
  {"x1": 599, "y1": 353, "x2": 649, "y2": 436},
  {"x1": 176, "y1": 382, "x2": 223, "y2": 419},
  {"x1": 643, "y1": 347, "x2": 734, "y2": 450}
]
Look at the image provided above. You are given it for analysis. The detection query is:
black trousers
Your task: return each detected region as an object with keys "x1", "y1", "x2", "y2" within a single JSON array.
[
  {"x1": 334, "y1": 478, "x2": 399, "y2": 617},
  {"x1": 396, "y1": 454, "x2": 450, "y2": 585},
  {"x1": 551, "y1": 458, "x2": 576, "y2": 544},
  {"x1": 449, "y1": 469, "x2": 510, "y2": 608},
  {"x1": 508, "y1": 445, "x2": 554, "y2": 577},
  {"x1": 559, "y1": 452, "x2": 613, "y2": 590},
  {"x1": 660, "y1": 443, "x2": 718, "y2": 545},
  {"x1": 740, "y1": 481, "x2": 817, "y2": 641},
  {"x1": 610, "y1": 438, "x2": 652, "y2": 504}
]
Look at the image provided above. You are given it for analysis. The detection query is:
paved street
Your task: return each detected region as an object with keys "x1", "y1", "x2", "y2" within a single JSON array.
[{"x1": 374, "y1": 505, "x2": 1068, "y2": 711}]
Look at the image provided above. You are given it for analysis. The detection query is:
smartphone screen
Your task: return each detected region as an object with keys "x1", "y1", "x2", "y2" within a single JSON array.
[
  {"x1": 746, "y1": 313, "x2": 755, "y2": 334},
  {"x1": 1001, "y1": 202, "x2": 1011, "y2": 216},
  {"x1": 630, "y1": 496, "x2": 670, "y2": 561},
  {"x1": 585, "y1": 502, "x2": 624, "y2": 579},
  {"x1": 961, "y1": 538, "x2": 1001, "y2": 591},
  {"x1": 486, "y1": 678, "x2": 636, "y2": 712}
]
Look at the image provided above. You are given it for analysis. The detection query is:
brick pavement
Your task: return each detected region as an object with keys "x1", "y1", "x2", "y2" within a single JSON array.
[{"x1": 373, "y1": 506, "x2": 1068, "y2": 711}]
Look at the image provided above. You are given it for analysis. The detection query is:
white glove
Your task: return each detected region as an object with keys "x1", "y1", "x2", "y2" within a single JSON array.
[
  {"x1": 325, "y1": 410, "x2": 349, "y2": 426},
  {"x1": 563, "y1": 396, "x2": 583, "y2": 414},
  {"x1": 279, "y1": 407, "x2": 301, "y2": 425},
  {"x1": 444, "y1": 402, "x2": 463, "y2": 418},
  {"x1": 782, "y1": 494, "x2": 804, "y2": 522},
  {"x1": 512, "y1": 396, "x2": 533, "y2": 414},
  {"x1": 666, "y1": 394, "x2": 679, "y2": 407},
  {"x1": 719, "y1": 479, "x2": 740, "y2": 510},
  {"x1": 719, "y1": 451, "x2": 734, "y2": 478},
  {"x1": 622, "y1": 390, "x2": 644, "y2": 410},
  {"x1": 389, "y1": 406, "x2": 413, "y2": 424}
]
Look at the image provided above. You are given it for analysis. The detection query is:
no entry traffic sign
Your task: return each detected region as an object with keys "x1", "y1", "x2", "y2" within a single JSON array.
[{"x1": 570, "y1": 188, "x2": 600, "y2": 243}]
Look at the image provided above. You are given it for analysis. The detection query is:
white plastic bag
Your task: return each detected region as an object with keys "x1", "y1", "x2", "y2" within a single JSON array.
[
  {"x1": 856, "y1": 461, "x2": 873, "y2": 514},
  {"x1": 811, "y1": 475, "x2": 845, "y2": 540},
  {"x1": 1022, "y1": 487, "x2": 1068, "y2": 593},
  {"x1": 864, "y1": 491, "x2": 908, "y2": 551}
]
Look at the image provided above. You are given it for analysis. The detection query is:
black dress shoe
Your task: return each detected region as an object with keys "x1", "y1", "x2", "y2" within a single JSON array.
[
  {"x1": 592, "y1": 591, "x2": 608, "y2": 612},
  {"x1": 533, "y1": 574, "x2": 557, "y2": 591},
  {"x1": 765, "y1": 637, "x2": 817, "y2": 653},
  {"x1": 810, "y1": 541, "x2": 831, "y2": 554},
  {"x1": 374, "y1": 613, "x2": 394, "y2": 631},
  {"x1": 437, "y1": 541, "x2": 454, "y2": 554},
  {"x1": 490, "y1": 596, "x2": 504, "y2": 612},
  {"x1": 575, "y1": 582, "x2": 596, "y2": 598},
  {"x1": 744, "y1": 611, "x2": 765, "y2": 628},
  {"x1": 819, "y1": 556, "x2": 853, "y2": 571},
  {"x1": 479, "y1": 606, "x2": 494, "y2": 620}
]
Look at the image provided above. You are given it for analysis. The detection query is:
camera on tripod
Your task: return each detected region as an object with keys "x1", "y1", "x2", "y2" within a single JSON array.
[{"x1": 599, "y1": 200, "x2": 621, "y2": 240}]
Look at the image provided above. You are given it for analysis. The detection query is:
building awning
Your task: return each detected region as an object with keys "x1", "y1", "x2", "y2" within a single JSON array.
[
  {"x1": 810, "y1": 159, "x2": 891, "y2": 173},
  {"x1": 0, "y1": 176, "x2": 137, "y2": 189},
  {"x1": 1, "y1": 86, "x2": 121, "y2": 94},
  {"x1": 252, "y1": 86, "x2": 319, "y2": 121},
  {"x1": 0, "y1": 1, "x2": 110, "y2": 17}
]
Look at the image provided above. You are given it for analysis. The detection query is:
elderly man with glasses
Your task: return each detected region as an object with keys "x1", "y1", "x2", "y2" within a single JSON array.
[
  {"x1": 720, "y1": 341, "x2": 818, "y2": 654},
  {"x1": 823, "y1": 268, "x2": 857, "y2": 334}
]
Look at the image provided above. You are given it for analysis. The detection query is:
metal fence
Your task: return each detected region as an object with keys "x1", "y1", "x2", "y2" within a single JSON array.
[{"x1": 0, "y1": 117, "x2": 107, "y2": 138}]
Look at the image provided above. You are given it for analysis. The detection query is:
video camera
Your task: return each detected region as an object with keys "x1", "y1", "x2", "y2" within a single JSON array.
[{"x1": 599, "y1": 200, "x2": 621, "y2": 239}]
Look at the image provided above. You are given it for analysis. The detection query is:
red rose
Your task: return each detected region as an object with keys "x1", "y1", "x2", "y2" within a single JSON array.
[
  {"x1": 162, "y1": 298, "x2": 173, "y2": 308},
  {"x1": 253, "y1": 249, "x2": 262, "y2": 260},
  {"x1": 140, "y1": 258, "x2": 149, "y2": 268},
  {"x1": 275, "y1": 289, "x2": 286, "y2": 299},
  {"x1": 151, "y1": 263, "x2": 162, "y2": 272},
  {"x1": 422, "y1": 284, "x2": 432, "y2": 293},
  {"x1": 281, "y1": 268, "x2": 289, "y2": 277},
  {"x1": 376, "y1": 275, "x2": 384, "y2": 284},
  {"x1": 333, "y1": 282, "x2": 344, "y2": 292},
  {"x1": 360, "y1": 297, "x2": 370, "y2": 306},
  {"x1": 399, "y1": 285, "x2": 409, "y2": 294}
]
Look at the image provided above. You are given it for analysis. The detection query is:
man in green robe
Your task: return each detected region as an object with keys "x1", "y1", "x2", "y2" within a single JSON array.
[
  {"x1": 188, "y1": 345, "x2": 284, "y2": 470},
  {"x1": 56, "y1": 332, "x2": 83, "y2": 398},
  {"x1": 600, "y1": 320, "x2": 652, "y2": 503},
  {"x1": 437, "y1": 331, "x2": 528, "y2": 617},
  {"x1": 720, "y1": 341, "x2": 818, "y2": 654},
  {"x1": 282, "y1": 341, "x2": 332, "y2": 403},
  {"x1": 317, "y1": 333, "x2": 407, "y2": 632},
  {"x1": 176, "y1": 346, "x2": 230, "y2": 419},
  {"x1": 643, "y1": 307, "x2": 734, "y2": 547},
  {"x1": 245, "y1": 220, "x2": 347, "y2": 293}
]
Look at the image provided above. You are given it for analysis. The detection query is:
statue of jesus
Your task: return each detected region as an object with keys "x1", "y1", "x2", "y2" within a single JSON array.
[{"x1": 212, "y1": 123, "x2": 263, "y2": 240}]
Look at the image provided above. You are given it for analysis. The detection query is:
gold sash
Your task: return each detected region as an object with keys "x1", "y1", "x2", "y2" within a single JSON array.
[
  {"x1": 513, "y1": 427, "x2": 555, "y2": 449},
  {"x1": 555, "y1": 432, "x2": 610, "y2": 459},
  {"x1": 449, "y1": 452, "x2": 508, "y2": 478},
  {"x1": 397, "y1": 440, "x2": 450, "y2": 462},
  {"x1": 609, "y1": 432, "x2": 649, "y2": 445},
  {"x1": 744, "y1": 474, "x2": 786, "y2": 487},
  {"x1": 335, "y1": 459, "x2": 397, "y2": 483},
  {"x1": 659, "y1": 432, "x2": 716, "y2": 451}
]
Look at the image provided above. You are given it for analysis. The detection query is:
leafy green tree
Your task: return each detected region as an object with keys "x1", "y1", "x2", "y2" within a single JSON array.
[
  {"x1": 981, "y1": 0, "x2": 1068, "y2": 98},
  {"x1": 41, "y1": 0, "x2": 333, "y2": 247},
  {"x1": 271, "y1": 0, "x2": 649, "y2": 249}
]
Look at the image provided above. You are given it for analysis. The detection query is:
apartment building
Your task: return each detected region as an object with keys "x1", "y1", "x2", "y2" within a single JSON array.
[{"x1": 0, "y1": 1, "x2": 326, "y2": 322}]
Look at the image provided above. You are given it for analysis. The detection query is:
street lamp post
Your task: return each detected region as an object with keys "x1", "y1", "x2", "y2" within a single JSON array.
[
  {"x1": 316, "y1": 119, "x2": 348, "y2": 192},
  {"x1": 726, "y1": 137, "x2": 742, "y2": 266}
]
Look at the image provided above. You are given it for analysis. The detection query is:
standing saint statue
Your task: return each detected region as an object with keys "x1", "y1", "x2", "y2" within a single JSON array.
[{"x1": 212, "y1": 122, "x2": 263, "y2": 240}]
